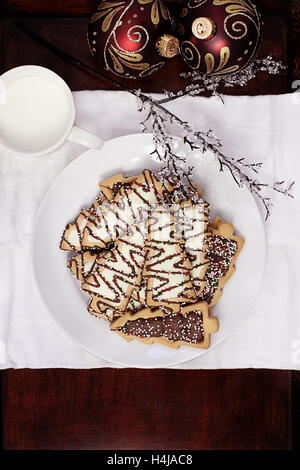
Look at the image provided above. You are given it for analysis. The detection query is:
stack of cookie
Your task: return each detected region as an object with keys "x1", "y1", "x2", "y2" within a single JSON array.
[{"x1": 60, "y1": 170, "x2": 244, "y2": 350}]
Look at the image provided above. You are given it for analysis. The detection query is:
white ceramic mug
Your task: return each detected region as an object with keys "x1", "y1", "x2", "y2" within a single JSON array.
[{"x1": 0, "y1": 65, "x2": 104, "y2": 156}]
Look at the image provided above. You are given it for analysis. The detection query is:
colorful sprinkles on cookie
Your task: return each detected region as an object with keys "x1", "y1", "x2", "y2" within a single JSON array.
[
  {"x1": 199, "y1": 233, "x2": 238, "y2": 305},
  {"x1": 119, "y1": 311, "x2": 205, "y2": 344},
  {"x1": 60, "y1": 171, "x2": 244, "y2": 350},
  {"x1": 111, "y1": 302, "x2": 219, "y2": 349}
]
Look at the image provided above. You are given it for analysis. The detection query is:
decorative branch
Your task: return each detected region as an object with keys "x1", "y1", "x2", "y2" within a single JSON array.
[
  {"x1": 136, "y1": 61, "x2": 294, "y2": 219},
  {"x1": 158, "y1": 56, "x2": 287, "y2": 105}
]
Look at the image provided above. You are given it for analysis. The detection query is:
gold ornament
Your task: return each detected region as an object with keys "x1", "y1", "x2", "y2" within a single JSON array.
[
  {"x1": 191, "y1": 17, "x2": 216, "y2": 40},
  {"x1": 156, "y1": 34, "x2": 180, "y2": 58}
]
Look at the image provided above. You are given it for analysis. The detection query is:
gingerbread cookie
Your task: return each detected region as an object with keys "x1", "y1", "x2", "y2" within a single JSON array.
[
  {"x1": 82, "y1": 170, "x2": 172, "y2": 250},
  {"x1": 198, "y1": 217, "x2": 245, "y2": 307},
  {"x1": 131, "y1": 278, "x2": 147, "y2": 304},
  {"x1": 67, "y1": 251, "x2": 98, "y2": 282},
  {"x1": 143, "y1": 207, "x2": 196, "y2": 311},
  {"x1": 60, "y1": 189, "x2": 112, "y2": 252},
  {"x1": 111, "y1": 302, "x2": 219, "y2": 349},
  {"x1": 166, "y1": 179, "x2": 203, "y2": 203},
  {"x1": 82, "y1": 223, "x2": 147, "y2": 312},
  {"x1": 98, "y1": 173, "x2": 137, "y2": 200},
  {"x1": 127, "y1": 282, "x2": 147, "y2": 312},
  {"x1": 181, "y1": 182, "x2": 204, "y2": 202},
  {"x1": 60, "y1": 173, "x2": 136, "y2": 252},
  {"x1": 176, "y1": 200, "x2": 211, "y2": 295},
  {"x1": 89, "y1": 290, "x2": 147, "y2": 320},
  {"x1": 189, "y1": 182, "x2": 202, "y2": 199},
  {"x1": 88, "y1": 296, "x2": 123, "y2": 321},
  {"x1": 82, "y1": 199, "x2": 131, "y2": 250},
  {"x1": 60, "y1": 208, "x2": 94, "y2": 252},
  {"x1": 60, "y1": 168, "x2": 245, "y2": 356}
]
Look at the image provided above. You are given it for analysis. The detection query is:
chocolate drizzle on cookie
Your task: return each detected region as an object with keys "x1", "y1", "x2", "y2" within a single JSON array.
[
  {"x1": 82, "y1": 170, "x2": 172, "y2": 250},
  {"x1": 60, "y1": 171, "x2": 243, "y2": 350}
]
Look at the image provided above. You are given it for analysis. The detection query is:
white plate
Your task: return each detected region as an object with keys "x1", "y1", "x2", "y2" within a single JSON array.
[{"x1": 32, "y1": 133, "x2": 266, "y2": 368}]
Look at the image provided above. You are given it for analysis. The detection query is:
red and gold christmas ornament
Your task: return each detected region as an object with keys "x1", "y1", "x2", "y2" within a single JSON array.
[
  {"x1": 88, "y1": 0, "x2": 180, "y2": 79},
  {"x1": 179, "y1": 0, "x2": 263, "y2": 75}
]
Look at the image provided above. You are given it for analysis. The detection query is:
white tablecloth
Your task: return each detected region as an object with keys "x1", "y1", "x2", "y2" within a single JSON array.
[{"x1": 0, "y1": 90, "x2": 299, "y2": 369}]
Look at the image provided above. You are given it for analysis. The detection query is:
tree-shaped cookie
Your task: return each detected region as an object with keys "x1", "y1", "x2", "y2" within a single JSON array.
[
  {"x1": 82, "y1": 222, "x2": 147, "y2": 312},
  {"x1": 176, "y1": 200, "x2": 211, "y2": 295},
  {"x1": 87, "y1": 296, "x2": 123, "y2": 322},
  {"x1": 60, "y1": 183, "x2": 113, "y2": 252},
  {"x1": 82, "y1": 170, "x2": 172, "y2": 250},
  {"x1": 60, "y1": 173, "x2": 139, "y2": 252},
  {"x1": 98, "y1": 173, "x2": 137, "y2": 200},
  {"x1": 67, "y1": 251, "x2": 98, "y2": 282},
  {"x1": 143, "y1": 207, "x2": 196, "y2": 311},
  {"x1": 111, "y1": 302, "x2": 219, "y2": 349},
  {"x1": 130, "y1": 278, "x2": 147, "y2": 309},
  {"x1": 60, "y1": 208, "x2": 92, "y2": 252},
  {"x1": 198, "y1": 217, "x2": 245, "y2": 307}
]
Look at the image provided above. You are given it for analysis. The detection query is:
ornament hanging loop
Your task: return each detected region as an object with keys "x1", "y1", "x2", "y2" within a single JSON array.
[
  {"x1": 156, "y1": 34, "x2": 180, "y2": 58},
  {"x1": 192, "y1": 17, "x2": 216, "y2": 40}
]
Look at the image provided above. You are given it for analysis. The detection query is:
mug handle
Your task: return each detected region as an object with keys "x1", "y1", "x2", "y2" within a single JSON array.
[{"x1": 68, "y1": 125, "x2": 104, "y2": 150}]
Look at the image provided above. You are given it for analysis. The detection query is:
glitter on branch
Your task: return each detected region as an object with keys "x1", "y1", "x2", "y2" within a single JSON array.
[
  {"x1": 158, "y1": 56, "x2": 287, "y2": 104},
  {"x1": 136, "y1": 56, "x2": 294, "y2": 220}
]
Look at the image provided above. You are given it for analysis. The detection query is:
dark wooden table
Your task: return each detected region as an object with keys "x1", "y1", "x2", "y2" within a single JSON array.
[{"x1": 0, "y1": 0, "x2": 299, "y2": 450}]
